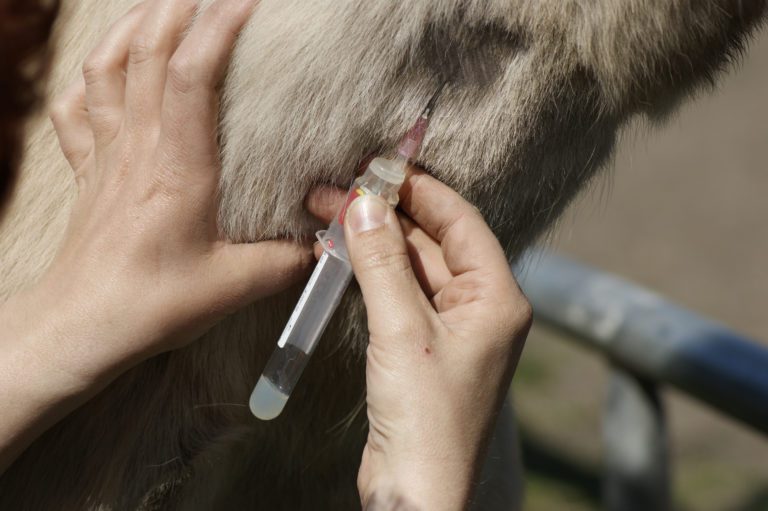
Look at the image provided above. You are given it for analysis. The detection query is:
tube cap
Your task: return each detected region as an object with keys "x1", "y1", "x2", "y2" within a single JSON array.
[{"x1": 368, "y1": 157, "x2": 405, "y2": 185}]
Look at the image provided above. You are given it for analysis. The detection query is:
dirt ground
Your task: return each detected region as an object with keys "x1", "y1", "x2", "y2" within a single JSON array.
[{"x1": 514, "y1": 27, "x2": 768, "y2": 511}]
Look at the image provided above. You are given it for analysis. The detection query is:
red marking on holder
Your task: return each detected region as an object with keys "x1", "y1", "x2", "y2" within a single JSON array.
[{"x1": 338, "y1": 186, "x2": 366, "y2": 224}]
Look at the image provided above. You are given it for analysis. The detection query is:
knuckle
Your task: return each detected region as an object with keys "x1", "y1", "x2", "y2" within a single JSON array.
[
  {"x1": 501, "y1": 294, "x2": 533, "y2": 335},
  {"x1": 439, "y1": 281, "x2": 481, "y2": 311},
  {"x1": 515, "y1": 300, "x2": 534, "y2": 333},
  {"x1": 81, "y1": 54, "x2": 108, "y2": 85},
  {"x1": 48, "y1": 98, "x2": 70, "y2": 125},
  {"x1": 204, "y1": 0, "x2": 242, "y2": 29},
  {"x1": 437, "y1": 200, "x2": 478, "y2": 241},
  {"x1": 356, "y1": 238, "x2": 411, "y2": 274},
  {"x1": 204, "y1": 0, "x2": 228, "y2": 20},
  {"x1": 166, "y1": 56, "x2": 199, "y2": 94},
  {"x1": 467, "y1": 296, "x2": 532, "y2": 364},
  {"x1": 59, "y1": 142, "x2": 80, "y2": 163},
  {"x1": 366, "y1": 251, "x2": 411, "y2": 277},
  {"x1": 468, "y1": 202, "x2": 484, "y2": 219},
  {"x1": 461, "y1": 203, "x2": 486, "y2": 230},
  {"x1": 128, "y1": 34, "x2": 159, "y2": 66}
]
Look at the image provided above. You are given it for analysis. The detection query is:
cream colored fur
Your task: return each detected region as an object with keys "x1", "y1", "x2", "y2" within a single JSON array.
[{"x1": 0, "y1": 0, "x2": 764, "y2": 509}]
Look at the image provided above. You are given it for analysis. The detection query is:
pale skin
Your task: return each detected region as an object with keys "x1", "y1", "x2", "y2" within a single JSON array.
[
  {"x1": 308, "y1": 177, "x2": 532, "y2": 510},
  {"x1": 0, "y1": 0, "x2": 532, "y2": 509}
]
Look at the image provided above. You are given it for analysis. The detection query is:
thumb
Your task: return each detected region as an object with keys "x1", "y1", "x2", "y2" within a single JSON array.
[
  {"x1": 213, "y1": 240, "x2": 314, "y2": 308},
  {"x1": 344, "y1": 195, "x2": 429, "y2": 336}
]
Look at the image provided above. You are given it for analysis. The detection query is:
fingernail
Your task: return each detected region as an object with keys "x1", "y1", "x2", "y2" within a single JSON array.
[{"x1": 347, "y1": 195, "x2": 388, "y2": 234}]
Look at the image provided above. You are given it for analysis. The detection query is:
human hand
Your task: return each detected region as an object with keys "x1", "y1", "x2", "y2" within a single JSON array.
[
  {"x1": 306, "y1": 168, "x2": 532, "y2": 510},
  {"x1": 31, "y1": 0, "x2": 311, "y2": 386}
]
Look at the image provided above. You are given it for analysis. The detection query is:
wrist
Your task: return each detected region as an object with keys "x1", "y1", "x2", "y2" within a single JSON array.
[
  {"x1": 0, "y1": 279, "x2": 145, "y2": 470},
  {"x1": 2, "y1": 276, "x2": 144, "y2": 397},
  {"x1": 358, "y1": 441, "x2": 476, "y2": 511},
  {"x1": 358, "y1": 382, "x2": 498, "y2": 511}
]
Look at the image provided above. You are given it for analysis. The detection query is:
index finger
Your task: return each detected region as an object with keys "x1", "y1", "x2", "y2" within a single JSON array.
[
  {"x1": 398, "y1": 166, "x2": 509, "y2": 277},
  {"x1": 160, "y1": 0, "x2": 257, "y2": 170}
]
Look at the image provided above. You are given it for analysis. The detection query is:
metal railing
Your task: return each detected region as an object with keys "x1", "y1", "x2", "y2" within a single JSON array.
[{"x1": 515, "y1": 249, "x2": 768, "y2": 511}]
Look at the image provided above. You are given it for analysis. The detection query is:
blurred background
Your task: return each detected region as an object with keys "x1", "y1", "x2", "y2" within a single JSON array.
[{"x1": 515, "y1": 27, "x2": 768, "y2": 511}]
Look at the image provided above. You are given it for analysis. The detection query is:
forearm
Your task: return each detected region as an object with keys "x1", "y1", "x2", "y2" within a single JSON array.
[
  {"x1": 0, "y1": 283, "x2": 134, "y2": 472},
  {"x1": 363, "y1": 492, "x2": 422, "y2": 511},
  {"x1": 0, "y1": 348, "x2": 91, "y2": 474},
  {"x1": 358, "y1": 418, "x2": 487, "y2": 511},
  {"x1": 360, "y1": 466, "x2": 474, "y2": 511}
]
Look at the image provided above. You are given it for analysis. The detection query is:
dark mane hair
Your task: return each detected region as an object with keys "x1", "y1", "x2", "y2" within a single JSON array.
[{"x1": 0, "y1": 0, "x2": 59, "y2": 214}]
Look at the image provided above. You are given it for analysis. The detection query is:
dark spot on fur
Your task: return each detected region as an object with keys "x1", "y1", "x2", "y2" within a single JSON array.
[{"x1": 416, "y1": 18, "x2": 528, "y2": 92}]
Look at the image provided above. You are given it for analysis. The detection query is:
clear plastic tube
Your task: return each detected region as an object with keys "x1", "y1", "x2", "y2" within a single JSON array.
[
  {"x1": 250, "y1": 102, "x2": 436, "y2": 420},
  {"x1": 249, "y1": 251, "x2": 352, "y2": 419},
  {"x1": 250, "y1": 157, "x2": 406, "y2": 420}
]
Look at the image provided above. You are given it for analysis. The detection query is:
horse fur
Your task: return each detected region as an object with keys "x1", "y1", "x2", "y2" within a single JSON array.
[{"x1": 0, "y1": 0, "x2": 764, "y2": 509}]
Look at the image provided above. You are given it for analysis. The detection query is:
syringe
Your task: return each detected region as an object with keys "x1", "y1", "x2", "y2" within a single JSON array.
[{"x1": 249, "y1": 104, "x2": 435, "y2": 420}]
